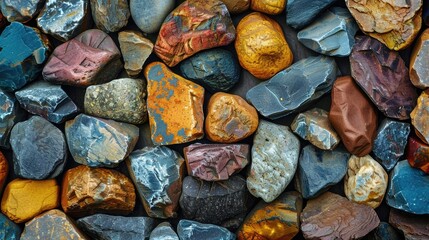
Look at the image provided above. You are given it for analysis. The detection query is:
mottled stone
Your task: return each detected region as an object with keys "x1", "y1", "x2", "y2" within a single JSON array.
[
  {"x1": 0, "y1": 152, "x2": 7, "y2": 194},
  {"x1": 0, "y1": 90, "x2": 25, "y2": 148},
  {"x1": 247, "y1": 56, "x2": 337, "y2": 119},
  {"x1": 118, "y1": 31, "x2": 153, "y2": 77},
  {"x1": 350, "y1": 36, "x2": 418, "y2": 120},
  {"x1": 220, "y1": 0, "x2": 249, "y2": 13},
  {"x1": 180, "y1": 49, "x2": 240, "y2": 93},
  {"x1": 130, "y1": 0, "x2": 175, "y2": 34},
  {"x1": 367, "y1": 222, "x2": 402, "y2": 240},
  {"x1": 177, "y1": 220, "x2": 235, "y2": 240},
  {"x1": 0, "y1": 22, "x2": 50, "y2": 92},
  {"x1": 15, "y1": 81, "x2": 79, "y2": 123},
  {"x1": 61, "y1": 165, "x2": 136, "y2": 217},
  {"x1": 0, "y1": 213, "x2": 20, "y2": 240},
  {"x1": 145, "y1": 62, "x2": 204, "y2": 145},
  {"x1": 329, "y1": 76, "x2": 378, "y2": 157},
  {"x1": 0, "y1": 0, "x2": 44, "y2": 22},
  {"x1": 389, "y1": 209, "x2": 429, "y2": 240},
  {"x1": 155, "y1": 0, "x2": 235, "y2": 67},
  {"x1": 387, "y1": 160, "x2": 429, "y2": 214},
  {"x1": 373, "y1": 119, "x2": 410, "y2": 171},
  {"x1": 250, "y1": 0, "x2": 285, "y2": 15},
  {"x1": 43, "y1": 29, "x2": 123, "y2": 87},
  {"x1": 410, "y1": 29, "x2": 429, "y2": 89},
  {"x1": 150, "y1": 222, "x2": 179, "y2": 240},
  {"x1": 84, "y1": 78, "x2": 147, "y2": 124},
  {"x1": 247, "y1": 120, "x2": 300, "y2": 202},
  {"x1": 1, "y1": 179, "x2": 59, "y2": 223},
  {"x1": 346, "y1": 0, "x2": 423, "y2": 50},
  {"x1": 286, "y1": 0, "x2": 337, "y2": 29},
  {"x1": 407, "y1": 136, "x2": 429, "y2": 174},
  {"x1": 301, "y1": 192, "x2": 380, "y2": 239},
  {"x1": 90, "y1": 0, "x2": 129, "y2": 33},
  {"x1": 411, "y1": 91, "x2": 429, "y2": 144}
]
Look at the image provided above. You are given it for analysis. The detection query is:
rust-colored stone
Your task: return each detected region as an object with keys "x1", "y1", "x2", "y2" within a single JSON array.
[
  {"x1": 220, "y1": 0, "x2": 249, "y2": 13},
  {"x1": 389, "y1": 209, "x2": 429, "y2": 240},
  {"x1": 407, "y1": 135, "x2": 429, "y2": 174},
  {"x1": 0, "y1": 151, "x2": 7, "y2": 194},
  {"x1": 251, "y1": 0, "x2": 286, "y2": 15},
  {"x1": 411, "y1": 91, "x2": 429, "y2": 144},
  {"x1": 410, "y1": 29, "x2": 429, "y2": 89}
]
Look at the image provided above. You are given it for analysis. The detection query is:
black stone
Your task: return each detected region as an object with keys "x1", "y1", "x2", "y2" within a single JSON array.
[
  {"x1": 367, "y1": 222, "x2": 402, "y2": 240},
  {"x1": 424, "y1": 0, "x2": 429, "y2": 26},
  {"x1": 177, "y1": 220, "x2": 235, "y2": 240},
  {"x1": 286, "y1": 0, "x2": 337, "y2": 29},
  {"x1": 0, "y1": 90, "x2": 25, "y2": 148}
]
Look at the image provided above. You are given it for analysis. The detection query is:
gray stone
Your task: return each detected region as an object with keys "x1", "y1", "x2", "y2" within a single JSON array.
[
  {"x1": 286, "y1": 0, "x2": 337, "y2": 29},
  {"x1": 0, "y1": 90, "x2": 25, "y2": 148},
  {"x1": 0, "y1": 213, "x2": 21, "y2": 240},
  {"x1": 177, "y1": 220, "x2": 235, "y2": 240},
  {"x1": 118, "y1": 31, "x2": 153, "y2": 77},
  {"x1": 150, "y1": 222, "x2": 179, "y2": 240},
  {"x1": 130, "y1": 0, "x2": 175, "y2": 34},
  {"x1": 0, "y1": 0, "x2": 44, "y2": 22},
  {"x1": 90, "y1": 0, "x2": 130, "y2": 33}
]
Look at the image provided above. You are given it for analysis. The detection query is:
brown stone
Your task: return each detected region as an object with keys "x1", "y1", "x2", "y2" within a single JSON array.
[
  {"x1": 205, "y1": 92, "x2": 258, "y2": 143},
  {"x1": 118, "y1": 30, "x2": 153, "y2": 77},
  {"x1": 61, "y1": 165, "x2": 136, "y2": 217},
  {"x1": 301, "y1": 192, "x2": 380, "y2": 239},
  {"x1": 329, "y1": 76, "x2": 378, "y2": 157},
  {"x1": 411, "y1": 91, "x2": 429, "y2": 144},
  {"x1": 0, "y1": 151, "x2": 8, "y2": 194},
  {"x1": 407, "y1": 135, "x2": 429, "y2": 174},
  {"x1": 220, "y1": 0, "x2": 249, "y2": 13},
  {"x1": 389, "y1": 209, "x2": 429, "y2": 240},
  {"x1": 410, "y1": 29, "x2": 429, "y2": 89},
  {"x1": 251, "y1": 0, "x2": 286, "y2": 15}
]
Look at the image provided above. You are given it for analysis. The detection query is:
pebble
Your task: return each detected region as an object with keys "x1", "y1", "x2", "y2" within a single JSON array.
[
  {"x1": 0, "y1": 152, "x2": 7, "y2": 194},
  {"x1": 0, "y1": 0, "x2": 44, "y2": 22},
  {"x1": 411, "y1": 91, "x2": 429, "y2": 144},
  {"x1": 177, "y1": 219, "x2": 235, "y2": 240},
  {"x1": 0, "y1": 213, "x2": 21, "y2": 240},
  {"x1": 220, "y1": 0, "x2": 249, "y2": 13},
  {"x1": 130, "y1": 0, "x2": 174, "y2": 34},
  {"x1": 250, "y1": 0, "x2": 286, "y2": 15},
  {"x1": 407, "y1": 136, "x2": 429, "y2": 174},
  {"x1": 389, "y1": 209, "x2": 429, "y2": 240},
  {"x1": 90, "y1": 0, "x2": 130, "y2": 33},
  {"x1": 0, "y1": 90, "x2": 25, "y2": 148},
  {"x1": 286, "y1": 0, "x2": 337, "y2": 29},
  {"x1": 150, "y1": 222, "x2": 179, "y2": 240},
  {"x1": 367, "y1": 222, "x2": 402, "y2": 240},
  {"x1": 410, "y1": 29, "x2": 429, "y2": 89},
  {"x1": 247, "y1": 120, "x2": 300, "y2": 202},
  {"x1": 118, "y1": 31, "x2": 153, "y2": 77}
]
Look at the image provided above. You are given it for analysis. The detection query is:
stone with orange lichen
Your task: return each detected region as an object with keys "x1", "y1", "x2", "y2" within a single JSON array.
[
  {"x1": 1, "y1": 179, "x2": 59, "y2": 223},
  {"x1": 407, "y1": 136, "x2": 429, "y2": 174},
  {"x1": 235, "y1": 12, "x2": 293, "y2": 80},
  {"x1": 410, "y1": 29, "x2": 429, "y2": 89},
  {"x1": 411, "y1": 91, "x2": 429, "y2": 144},
  {"x1": 251, "y1": 0, "x2": 286, "y2": 15},
  {"x1": 0, "y1": 151, "x2": 7, "y2": 194},
  {"x1": 220, "y1": 0, "x2": 249, "y2": 13}
]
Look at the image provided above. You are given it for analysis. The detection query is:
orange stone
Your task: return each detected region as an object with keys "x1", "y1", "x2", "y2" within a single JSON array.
[
  {"x1": 411, "y1": 91, "x2": 429, "y2": 144},
  {"x1": 0, "y1": 151, "x2": 8, "y2": 194},
  {"x1": 410, "y1": 29, "x2": 429, "y2": 89},
  {"x1": 220, "y1": 0, "x2": 250, "y2": 13},
  {"x1": 251, "y1": 0, "x2": 286, "y2": 15}
]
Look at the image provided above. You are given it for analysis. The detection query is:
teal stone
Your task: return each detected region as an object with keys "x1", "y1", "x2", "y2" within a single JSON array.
[
  {"x1": 286, "y1": 0, "x2": 337, "y2": 29},
  {"x1": 0, "y1": 213, "x2": 21, "y2": 240},
  {"x1": 177, "y1": 220, "x2": 235, "y2": 240},
  {"x1": 0, "y1": 90, "x2": 25, "y2": 148}
]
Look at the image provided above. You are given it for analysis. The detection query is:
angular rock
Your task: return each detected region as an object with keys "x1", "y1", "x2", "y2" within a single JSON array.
[
  {"x1": 0, "y1": 152, "x2": 7, "y2": 194},
  {"x1": 65, "y1": 114, "x2": 139, "y2": 167},
  {"x1": 0, "y1": 213, "x2": 21, "y2": 240},
  {"x1": 411, "y1": 91, "x2": 429, "y2": 144},
  {"x1": 118, "y1": 31, "x2": 153, "y2": 77},
  {"x1": 0, "y1": 0, "x2": 44, "y2": 22},
  {"x1": 247, "y1": 120, "x2": 300, "y2": 202},
  {"x1": 410, "y1": 29, "x2": 429, "y2": 89},
  {"x1": 90, "y1": 0, "x2": 129, "y2": 33},
  {"x1": 250, "y1": 0, "x2": 285, "y2": 15},
  {"x1": 329, "y1": 76, "x2": 378, "y2": 157},
  {"x1": 407, "y1": 136, "x2": 429, "y2": 174},
  {"x1": 130, "y1": 0, "x2": 175, "y2": 34},
  {"x1": 144, "y1": 62, "x2": 204, "y2": 145},
  {"x1": 367, "y1": 222, "x2": 402, "y2": 240},
  {"x1": 286, "y1": 0, "x2": 337, "y2": 29},
  {"x1": 177, "y1": 220, "x2": 235, "y2": 240},
  {"x1": 150, "y1": 222, "x2": 179, "y2": 240},
  {"x1": 247, "y1": 56, "x2": 337, "y2": 119},
  {"x1": 389, "y1": 209, "x2": 429, "y2": 240},
  {"x1": 220, "y1": 0, "x2": 249, "y2": 13},
  {"x1": 301, "y1": 192, "x2": 380, "y2": 239},
  {"x1": 0, "y1": 90, "x2": 25, "y2": 148},
  {"x1": 350, "y1": 35, "x2": 418, "y2": 120},
  {"x1": 154, "y1": 0, "x2": 235, "y2": 67}
]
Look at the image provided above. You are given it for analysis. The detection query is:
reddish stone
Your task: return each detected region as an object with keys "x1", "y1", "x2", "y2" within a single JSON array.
[
  {"x1": 0, "y1": 13, "x2": 6, "y2": 28},
  {"x1": 0, "y1": 151, "x2": 7, "y2": 194},
  {"x1": 389, "y1": 209, "x2": 429, "y2": 240},
  {"x1": 407, "y1": 135, "x2": 429, "y2": 174}
]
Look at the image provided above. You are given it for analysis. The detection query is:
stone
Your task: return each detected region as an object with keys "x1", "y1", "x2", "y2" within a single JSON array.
[
  {"x1": 1, "y1": 179, "x2": 59, "y2": 223},
  {"x1": 10, "y1": 116, "x2": 67, "y2": 179},
  {"x1": 90, "y1": 0, "x2": 129, "y2": 33},
  {"x1": 407, "y1": 136, "x2": 429, "y2": 174},
  {"x1": 180, "y1": 49, "x2": 240, "y2": 93},
  {"x1": 0, "y1": 0, "x2": 44, "y2": 22},
  {"x1": 0, "y1": 13, "x2": 6, "y2": 28},
  {"x1": 386, "y1": 160, "x2": 429, "y2": 214},
  {"x1": 286, "y1": 0, "x2": 337, "y2": 29},
  {"x1": 150, "y1": 222, "x2": 179, "y2": 240},
  {"x1": 295, "y1": 145, "x2": 349, "y2": 199},
  {"x1": 329, "y1": 76, "x2": 378, "y2": 157},
  {"x1": 237, "y1": 191, "x2": 302, "y2": 240},
  {"x1": 247, "y1": 56, "x2": 337, "y2": 119},
  {"x1": 177, "y1": 220, "x2": 235, "y2": 240},
  {"x1": 220, "y1": 0, "x2": 249, "y2": 13},
  {"x1": 0, "y1": 90, "x2": 25, "y2": 148},
  {"x1": 84, "y1": 78, "x2": 147, "y2": 124},
  {"x1": 144, "y1": 62, "x2": 204, "y2": 145},
  {"x1": 389, "y1": 209, "x2": 429, "y2": 240},
  {"x1": 0, "y1": 22, "x2": 50, "y2": 92},
  {"x1": 205, "y1": 92, "x2": 258, "y2": 143},
  {"x1": 345, "y1": 0, "x2": 422, "y2": 51},
  {"x1": 183, "y1": 143, "x2": 249, "y2": 181},
  {"x1": 236, "y1": 12, "x2": 292, "y2": 80},
  {"x1": 20, "y1": 209, "x2": 87, "y2": 240},
  {"x1": 250, "y1": 0, "x2": 286, "y2": 15},
  {"x1": 373, "y1": 119, "x2": 410, "y2": 171},
  {"x1": 43, "y1": 29, "x2": 123, "y2": 87},
  {"x1": 301, "y1": 192, "x2": 380, "y2": 239},
  {"x1": 367, "y1": 222, "x2": 402, "y2": 240},
  {"x1": 0, "y1": 213, "x2": 21, "y2": 240},
  {"x1": 77, "y1": 214, "x2": 155, "y2": 240},
  {"x1": 154, "y1": 0, "x2": 235, "y2": 67},
  {"x1": 425, "y1": 2, "x2": 429, "y2": 26},
  {"x1": 65, "y1": 114, "x2": 139, "y2": 167},
  {"x1": 411, "y1": 91, "x2": 429, "y2": 144},
  {"x1": 130, "y1": 0, "x2": 175, "y2": 34},
  {"x1": 118, "y1": 31, "x2": 153, "y2": 77},
  {"x1": 15, "y1": 81, "x2": 79, "y2": 124},
  {"x1": 297, "y1": 7, "x2": 359, "y2": 57},
  {"x1": 350, "y1": 36, "x2": 418, "y2": 120},
  {"x1": 37, "y1": 0, "x2": 91, "y2": 42},
  {"x1": 410, "y1": 29, "x2": 429, "y2": 89},
  {"x1": 61, "y1": 165, "x2": 136, "y2": 217},
  {"x1": 247, "y1": 120, "x2": 300, "y2": 202},
  {"x1": 0, "y1": 152, "x2": 7, "y2": 194}
]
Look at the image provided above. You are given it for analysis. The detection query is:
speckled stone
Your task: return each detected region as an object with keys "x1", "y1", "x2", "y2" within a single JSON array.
[
  {"x1": 177, "y1": 220, "x2": 235, "y2": 240},
  {"x1": 411, "y1": 91, "x2": 429, "y2": 144},
  {"x1": 90, "y1": 0, "x2": 129, "y2": 33},
  {"x1": 286, "y1": 0, "x2": 337, "y2": 29},
  {"x1": 250, "y1": 0, "x2": 285, "y2": 15},
  {"x1": 118, "y1": 31, "x2": 153, "y2": 77},
  {"x1": 389, "y1": 209, "x2": 429, "y2": 240},
  {"x1": 0, "y1": 90, "x2": 25, "y2": 148},
  {"x1": 130, "y1": 0, "x2": 175, "y2": 34},
  {"x1": 0, "y1": 0, "x2": 44, "y2": 22},
  {"x1": 367, "y1": 222, "x2": 402, "y2": 240},
  {"x1": 0, "y1": 152, "x2": 8, "y2": 194},
  {"x1": 0, "y1": 213, "x2": 21, "y2": 240},
  {"x1": 150, "y1": 222, "x2": 179, "y2": 240},
  {"x1": 410, "y1": 29, "x2": 429, "y2": 89},
  {"x1": 220, "y1": 0, "x2": 249, "y2": 13},
  {"x1": 407, "y1": 136, "x2": 429, "y2": 174}
]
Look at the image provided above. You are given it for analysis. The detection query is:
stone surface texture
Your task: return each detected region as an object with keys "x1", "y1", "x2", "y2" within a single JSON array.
[
  {"x1": 118, "y1": 31, "x2": 153, "y2": 77},
  {"x1": 367, "y1": 222, "x2": 402, "y2": 240},
  {"x1": 410, "y1": 29, "x2": 429, "y2": 89},
  {"x1": 220, "y1": 0, "x2": 249, "y2": 13},
  {"x1": 286, "y1": 0, "x2": 337, "y2": 29},
  {"x1": 407, "y1": 136, "x2": 429, "y2": 174},
  {"x1": 150, "y1": 222, "x2": 179, "y2": 240},
  {"x1": 0, "y1": 152, "x2": 8, "y2": 194},
  {"x1": 389, "y1": 209, "x2": 429, "y2": 240},
  {"x1": 130, "y1": 0, "x2": 175, "y2": 34},
  {"x1": 250, "y1": 0, "x2": 285, "y2": 15},
  {"x1": 0, "y1": 90, "x2": 25, "y2": 148},
  {"x1": 177, "y1": 220, "x2": 235, "y2": 240},
  {"x1": 90, "y1": 0, "x2": 129, "y2": 32},
  {"x1": 0, "y1": 213, "x2": 21, "y2": 240},
  {"x1": 411, "y1": 91, "x2": 429, "y2": 144},
  {"x1": 0, "y1": 0, "x2": 44, "y2": 22}
]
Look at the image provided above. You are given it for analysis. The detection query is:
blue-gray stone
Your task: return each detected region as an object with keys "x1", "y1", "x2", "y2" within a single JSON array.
[
  {"x1": 387, "y1": 160, "x2": 429, "y2": 214},
  {"x1": 90, "y1": 0, "x2": 130, "y2": 33},
  {"x1": 0, "y1": 213, "x2": 21, "y2": 240},
  {"x1": 150, "y1": 222, "x2": 179, "y2": 240},
  {"x1": 297, "y1": 7, "x2": 358, "y2": 57},
  {"x1": 0, "y1": 0, "x2": 44, "y2": 22},
  {"x1": 130, "y1": 0, "x2": 175, "y2": 34},
  {"x1": 367, "y1": 222, "x2": 401, "y2": 240},
  {"x1": 246, "y1": 56, "x2": 338, "y2": 119},
  {"x1": 286, "y1": 0, "x2": 337, "y2": 29},
  {"x1": 180, "y1": 49, "x2": 240, "y2": 93},
  {"x1": 0, "y1": 22, "x2": 50, "y2": 92},
  {"x1": 177, "y1": 220, "x2": 235, "y2": 240},
  {"x1": 0, "y1": 90, "x2": 25, "y2": 148},
  {"x1": 373, "y1": 119, "x2": 410, "y2": 171}
]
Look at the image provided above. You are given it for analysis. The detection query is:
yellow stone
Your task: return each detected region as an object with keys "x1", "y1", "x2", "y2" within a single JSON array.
[{"x1": 251, "y1": 0, "x2": 286, "y2": 15}]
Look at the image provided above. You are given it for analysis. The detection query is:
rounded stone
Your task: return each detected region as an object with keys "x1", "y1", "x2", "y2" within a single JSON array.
[
  {"x1": 130, "y1": 0, "x2": 175, "y2": 34},
  {"x1": 150, "y1": 222, "x2": 179, "y2": 240},
  {"x1": 220, "y1": 0, "x2": 249, "y2": 13},
  {"x1": 118, "y1": 31, "x2": 154, "y2": 77},
  {"x1": 250, "y1": 0, "x2": 286, "y2": 15},
  {"x1": 0, "y1": 90, "x2": 25, "y2": 148},
  {"x1": 410, "y1": 29, "x2": 429, "y2": 89},
  {"x1": 0, "y1": 152, "x2": 7, "y2": 195},
  {"x1": 411, "y1": 91, "x2": 429, "y2": 144},
  {"x1": 90, "y1": 0, "x2": 130, "y2": 33},
  {"x1": 0, "y1": 0, "x2": 44, "y2": 22},
  {"x1": 177, "y1": 220, "x2": 235, "y2": 240},
  {"x1": 407, "y1": 136, "x2": 429, "y2": 174}
]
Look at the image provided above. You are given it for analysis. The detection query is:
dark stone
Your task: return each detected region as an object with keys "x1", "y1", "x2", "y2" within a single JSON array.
[
  {"x1": 0, "y1": 90, "x2": 25, "y2": 148},
  {"x1": 389, "y1": 209, "x2": 429, "y2": 240},
  {"x1": 0, "y1": 0, "x2": 44, "y2": 22},
  {"x1": 180, "y1": 49, "x2": 240, "y2": 93},
  {"x1": 130, "y1": 0, "x2": 175, "y2": 34},
  {"x1": 0, "y1": 213, "x2": 21, "y2": 240},
  {"x1": 286, "y1": 0, "x2": 337, "y2": 29},
  {"x1": 367, "y1": 222, "x2": 402, "y2": 240},
  {"x1": 246, "y1": 56, "x2": 337, "y2": 119},
  {"x1": 10, "y1": 116, "x2": 67, "y2": 180},
  {"x1": 90, "y1": 0, "x2": 130, "y2": 33},
  {"x1": 425, "y1": 2, "x2": 429, "y2": 26},
  {"x1": 149, "y1": 222, "x2": 179, "y2": 240},
  {"x1": 177, "y1": 220, "x2": 235, "y2": 240}
]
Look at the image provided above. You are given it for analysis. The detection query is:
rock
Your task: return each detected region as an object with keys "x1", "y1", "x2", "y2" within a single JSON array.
[
  {"x1": 130, "y1": 0, "x2": 175, "y2": 34},
  {"x1": 43, "y1": 29, "x2": 122, "y2": 87},
  {"x1": 0, "y1": 22, "x2": 50, "y2": 92},
  {"x1": 411, "y1": 91, "x2": 429, "y2": 144},
  {"x1": 118, "y1": 31, "x2": 153, "y2": 77},
  {"x1": 144, "y1": 62, "x2": 204, "y2": 145},
  {"x1": 425, "y1": 3, "x2": 429, "y2": 26},
  {"x1": 297, "y1": 7, "x2": 358, "y2": 57},
  {"x1": 386, "y1": 160, "x2": 429, "y2": 214},
  {"x1": 65, "y1": 114, "x2": 139, "y2": 167},
  {"x1": 205, "y1": 92, "x2": 258, "y2": 143},
  {"x1": 0, "y1": 0, "x2": 44, "y2": 22},
  {"x1": 295, "y1": 145, "x2": 349, "y2": 199},
  {"x1": 250, "y1": 0, "x2": 286, "y2": 15},
  {"x1": 286, "y1": 0, "x2": 337, "y2": 29},
  {"x1": 220, "y1": 0, "x2": 249, "y2": 13},
  {"x1": 389, "y1": 209, "x2": 429, "y2": 240},
  {"x1": 0, "y1": 152, "x2": 7, "y2": 194},
  {"x1": 367, "y1": 222, "x2": 402, "y2": 240},
  {"x1": 235, "y1": 12, "x2": 292, "y2": 80},
  {"x1": 350, "y1": 35, "x2": 418, "y2": 120},
  {"x1": 329, "y1": 76, "x2": 378, "y2": 157},
  {"x1": 180, "y1": 49, "x2": 240, "y2": 93},
  {"x1": 0, "y1": 213, "x2": 21, "y2": 240},
  {"x1": 373, "y1": 119, "x2": 410, "y2": 171},
  {"x1": 247, "y1": 120, "x2": 300, "y2": 202},
  {"x1": 0, "y1": 13, "x2": 6, "y2": 28},
  {"x1": 150, "y1": 222, "x2": 179, "y2": 240},
  {"x1": 90, "y1": 0, "x2": 129, "y2": 33},
  {"x1": 0, "y1": 90, "x2": 25, "y2": 148},
  {"x1": 20, "y1": 209, "x2": 87, "y2": 240},
  {"x1": 15, "y1": 81, "x2": 79, "y2": 124},
  {"x1": 300, "y1": 192, "x2": 380, "y2": 239},
  {"x1": 345, "y1": 0, "x2": 423, "y2": 50},
  {"x1": 61, "y1": 165, "x2": 136, "y2": 217},
  {"x1": 247, "y1": 56, "x2": 337, "y2": 119},
  {"x1": 237, "y1": 191, "x2": 302, "y2": 240},
  {"x1": 154, "y1": 0, "x2": 235, "y2": 67},
  {"x1": 183, "y1": 143, "x2": 249, "y2": 181},
  {"x1": 177, "y1": 220, "x2": 235, "y2": 240},
  {"x1": 407, "y1": 136, "x2": 429, "y2": 174},
  {"x1": 84, "y1": 78, "x2": 147, "y2": 124},
  {"x1": 77, "y1": 214, "x2": 155, "y2": 240},
  {"x1": 0, "y1": 179, "x2": 59, "y2": 223},
  {"x1": 410, "y1": 29, "x2": 429, "y2": 89}
]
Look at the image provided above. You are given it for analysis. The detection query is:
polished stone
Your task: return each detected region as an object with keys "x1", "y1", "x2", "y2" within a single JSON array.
[
  {"x1": 130, "y1": 0, "x2": 175, "y2": 34},
  {"x1": 410, "y1": 29, "x2": 429, "y2": 89},
  {"x1": 0, "y1": 152, "x2": 7, "y2": 194},
  {"x1": 177, "y1": 220, "x2": 235, "y2": 240},
  {"x1": 0, "y1": 213, "x2": 20, "y2": 239},
  {"x1": 367, "y1": 222, "x2": 402, "y2": 240},
  {"x1": 407, "y1": 136, "x2": 429, "y2": 174},
  {"x1": 286, "y1": 0, "x2": 337, "y2": 29},
  {"x1": 389, "y1": 209, "x2": 429, "y2": 240},
  {"x1": 90, "y1": 0, "x2": 129, "y2": 33},
  {"x1": 0, "y1": 90, "x2": 25, "y2": 148},
  {"x1": 220, "y1": 0, "x2": 249, "y2": 13},
  {"x1": 118, "y1": 31, "x2": 153, "y2": 77},
  {"x1": 250, "y1": 0, "x2": 285, "y2": 15},
  {"x1": 411, "y1": 91, "x2": 429, "y2": 144},
  {"x1": 150, "y1": 222, "x2": 179, "y2": 240},
  {"x1": 0, "y1": 0, "x2": 44, "y2": 22}
]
